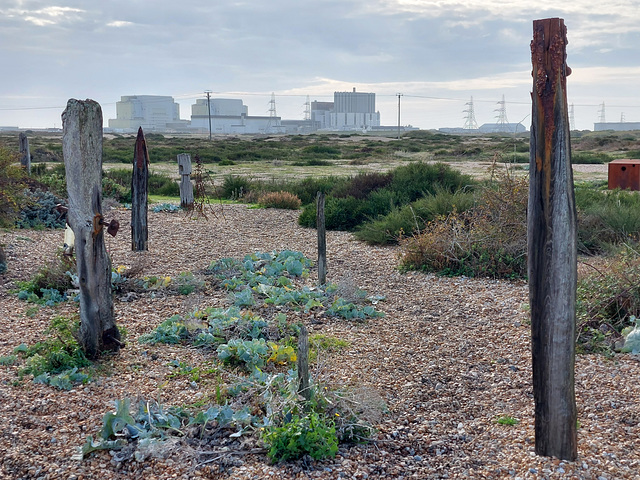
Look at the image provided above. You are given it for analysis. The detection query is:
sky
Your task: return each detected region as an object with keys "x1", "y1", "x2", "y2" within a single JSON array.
[{"x1": 1, "y1": 0, "x2": 639, "y2": 132}]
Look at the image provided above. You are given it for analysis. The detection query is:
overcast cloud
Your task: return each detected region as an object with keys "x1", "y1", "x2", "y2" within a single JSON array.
[{"x1": 1, "y1": 0, "x2": 638, "y2": 130}]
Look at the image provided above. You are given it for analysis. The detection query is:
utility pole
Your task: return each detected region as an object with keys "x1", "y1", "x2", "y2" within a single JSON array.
[
  {"x1": 397, "y1": 93, "x2": 403, "y2": 139},
  {"x1": 205, "y1": 90, "x2": 212, "y2": 141}
]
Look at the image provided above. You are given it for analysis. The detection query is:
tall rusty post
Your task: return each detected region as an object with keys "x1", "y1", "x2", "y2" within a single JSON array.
[
  {"x1": 528, "y1": 18, "x2": 577, "y2": 461},
  {"x1": 131, "y1": 127, "x2": 149, "y2": 251}
]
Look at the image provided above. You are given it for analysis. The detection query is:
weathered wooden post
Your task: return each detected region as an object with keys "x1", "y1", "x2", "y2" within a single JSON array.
[
  {"x1": 131, "y1": 127, "x2": 149, "y2": 251},
  {"x1": 528, "y1": 18, "x2": 577, "y2": 461},
  {"x1": 0, "y1": 244, "x2": 7, "y2": 274},
  {"x1": 317, "y1": 192, "x2": 327, "y2": 285},
  {"x1": 297, "y1": 324, "x2": 311, "y2": 404},
  {"x1": 62, "y1": 99, "x2": 121, "y2": 359},
  {"x1": 19, "y1": 132, "x2": 30, "y2": 174},
  {"x1": 178, "y1": 153, "x2": 194, "y2": 209}
]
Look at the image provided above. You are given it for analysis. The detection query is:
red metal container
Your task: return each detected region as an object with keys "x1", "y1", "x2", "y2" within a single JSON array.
[{"x1": 608, "y1": 159, "x2": 640, "y2": 191}]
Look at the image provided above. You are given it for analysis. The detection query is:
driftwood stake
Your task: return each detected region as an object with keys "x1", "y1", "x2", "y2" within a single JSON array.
[
  {"x1": 131, "y1": 127, "x2": 149, "y2": 251},
  {"x1": 297, "y1": 324, "x2": 311, "y2": 404},
  {"x1": 62, "y1": 99, "x2": 120, "y2": 359},
  {"x1": 528, "y1": 18, "x2": 577, "y2": 461},
  {"x1": 19, "y1": 132, "x2": 30, "y2": 174},
  {"x1": 178, "y1": 153, "x2": 194, "y2": 208},
  {"x1": 316, "y1": 192, "x2": 327, "y2": 285}
]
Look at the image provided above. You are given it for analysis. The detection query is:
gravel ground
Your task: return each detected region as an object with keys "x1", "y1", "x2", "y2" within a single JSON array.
[{"x1": 1, "y1": 203, "x2": 639, "y2": 480}]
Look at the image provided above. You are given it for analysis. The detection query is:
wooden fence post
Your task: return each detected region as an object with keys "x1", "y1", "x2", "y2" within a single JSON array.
[
  {"x1": 178, "y1": 153, "x2": 194, "y2": 209},
  {"x1": 528, "y1": 18, "x2": 577, "y2": 461},
  {"x1": 62, "y1": 99, "x2": 120, "y2": 359},
  {"x1": 297, "y1": 324, "x2": 311, "y2": 404},
  {"x1": 19, "y1": 132, "x2": 30, "y2": 174},
  {"x1": 131, "y1": 127, "x2": 149, "y2": 251},
  {"x1": 317, "y1": 192, "x2": 327, "y2": 285}
]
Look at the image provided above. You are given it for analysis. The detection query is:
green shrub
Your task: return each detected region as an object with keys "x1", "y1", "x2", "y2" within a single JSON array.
[
  {"x1": 354, "y1": 188, "x2": 476, "y2": 245},
  {"x1": 400, "y1": 173, "x2": 527, "y2": 279},
  {"x1": 221, "y1": 175, "x2": 251, "y2": 199},
  {"x1": 576, "y1": 188, "x2": 640, "y2": 254},
  {"x1": 391, "y1": 162, "x2": 474, "y2": 203},
  {"x1": 149, "y1": 172, "x2": 179, "y2": 196},
  {"x1": 289, "y1": 176, "x2": 348, "y2": 205},
  {"x1": 258, "y1": 191, "x2": 302, "y2": 210},
  {"x1": 577, "y1": 246, "x2": 640, "y2": 353},
  {"x1": 0, "y1": 147, "x2": 26, "y2": 227},
  {"x1": 262, "y1": 411, "x2": 338, "y2": 462},
  {"x1": 572, "y1": 151, "x2": 613, "y2": 164}
]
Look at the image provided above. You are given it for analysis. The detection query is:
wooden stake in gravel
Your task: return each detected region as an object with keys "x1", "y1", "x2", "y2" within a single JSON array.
[
  {"x1": 62, "y1": 99, "x2": 121, "y2": 359},
  {"x1": 131, "y1": 127, "x2": 149, "y2": 251},
  {"x1": 19, "y1": 132, "x2": 30, "y2": 174},
  {"x1": 317, "y1": 192, "x2": 327, "y2": 285},
  {"x1": 297, "y1": 324, "x2": 311, "y2": 404},
  {"x1": 528, "y1": 18, "x2": 577, "y2": 461},
  {"x1": 178, "y1": 153, "x2": 194, "y2": 209}
]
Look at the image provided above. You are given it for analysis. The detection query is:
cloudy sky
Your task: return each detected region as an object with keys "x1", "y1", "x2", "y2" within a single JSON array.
[{"x1": 1, "y1": 0, "x2": 639, "y2": 131}]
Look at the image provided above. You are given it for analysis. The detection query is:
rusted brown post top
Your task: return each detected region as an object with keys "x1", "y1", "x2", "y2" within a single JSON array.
[{"x1": 531, "y1": 17, "x2": 572, "y2": 175}]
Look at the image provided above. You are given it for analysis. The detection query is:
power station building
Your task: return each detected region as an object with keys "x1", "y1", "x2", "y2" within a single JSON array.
[
  {"x1": 190, "y1": 98, "x2": 284, "y2": 134},
  {"x1": 311, "y1": 88, "x2": 381, "y2": 131},
  {"x1": 107, "y1": 95, "x2": 189, "y2": 132}
]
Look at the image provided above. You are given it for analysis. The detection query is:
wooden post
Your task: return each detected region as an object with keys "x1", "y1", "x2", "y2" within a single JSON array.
[
  {"x1": 177, "y1": 153, "x2": 194, "y2": 209},
  {"x1": 297, "y1": 324, "x2": 311, "y2": 404},
  {"x1": 62, "y1": 99, "x2": 120, "y2": 359},
  {"x1": 316, "y1": 192, "x2": 327, "y2": 285},
  {"x1": 0, "y1": 244, "x2": 7, "y2": 274},
  {"x1": 19, "y1": 132, "x2": 30, "y2": 174},
  {"x1": 528, "y1": 18, "x2": 577, "y2": 461},
  {"x1": 131, "y1": 127, "x2": 149, "y2": 251}
]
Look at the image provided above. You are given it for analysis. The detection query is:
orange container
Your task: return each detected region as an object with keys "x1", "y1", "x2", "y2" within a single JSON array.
[{"x1": 608, "y1": 159, "x2": 640, "y2": 191}]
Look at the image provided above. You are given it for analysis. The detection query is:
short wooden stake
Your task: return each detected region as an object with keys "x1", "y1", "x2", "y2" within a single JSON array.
[
  {"x1": 131, "y1": 127, "x2": 149, "y2": 251},
  {"x1": 316, "y1": 192, "x2": 327, "y2": 285},
  {"x1": 297, "y1": 324, "x2": 311, "y2": 404},
  {"x1": 178, "y1": 153, "x2": 194, "y2": 209},
  {"x1": 19, "y1": 132, "x2": 30, "y2": 174}
]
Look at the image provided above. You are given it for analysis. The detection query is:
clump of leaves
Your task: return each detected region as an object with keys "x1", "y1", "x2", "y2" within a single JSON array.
[
  {"x1": 16, "y1": 189, "x2": 67, "y2": 229},
  {"x1": 262, "y1": 411, "x2": 338, "y2": 462},
  {"x1": 152, "y1": 203, "x2": 182, "y2": 213},
  {"x1": 15, "y1": 250, "x2": 75, "y2": 299},
  {"x1": 8, "y1": 316, "x2": 91, "y2": 389},
  {"x1": 496, "y1": 415, "x2": 519, "y2": 426},
  {"x1": 139, "y1": 315, "x2": 189, "y2": 345}
]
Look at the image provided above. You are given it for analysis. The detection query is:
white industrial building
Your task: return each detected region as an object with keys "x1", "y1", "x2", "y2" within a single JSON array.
[
  {"x1": 311, "y1": 89, "x2": 381, "y2": 131},
  {"x1": 594, "y1": 122, "x2": 640, "y2": 132},
  {"x1": 190, "y1": 98, "x2": 285, "y2": 134},
  {"x1": 107, "y1": 95, "x2": 189, "y2": 132}
]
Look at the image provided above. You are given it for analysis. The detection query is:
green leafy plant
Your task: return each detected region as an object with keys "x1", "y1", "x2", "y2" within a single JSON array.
[
  {"x1": 496, "y1": 415, "x2": 519, "y2": 426},
  {"x1": 262, "y1": 411, "x2": 338, "y2": 462},
  {"x1": 217, "y1": 338, "x2": 270, "y2": 371}
]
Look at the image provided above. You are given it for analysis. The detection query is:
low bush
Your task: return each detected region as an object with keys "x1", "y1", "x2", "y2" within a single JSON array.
[
  {"x1": 0, "y1": 147, "x2": 26, "y2": 226},
  {"x1": 572, "y1": 151, "x2": 613, "y2": 164},
  {"x1": 332, "y1": 172, "x2": 393, "y2": 200},
  {"x1": 258, "y1": 191, "x2": 301, "y2": 210},
  {"x1": 576, "y1": 187, "x2": 640, "y2": 254},
  {"x1": 16, "y1": 189, "x2": 67, "y2": 229},
  {"x1": 391, "y1": 162, "x2": 474, "y2": 203},
  {"x1": 354, "y1": 188, "x2": 476, "y2": 245},
  {"x1": 221, "y1": 175, "x2": 252, "y2": 199},
  {"x1": 7, "y1": 316, "x2": 91, "y2": 390},
  {"x1": 576, "y1": 246, "x2": 640, "y2": 354},
  {"x1": 399, "y1": 172, "x2": 527, "y2": 279}
]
